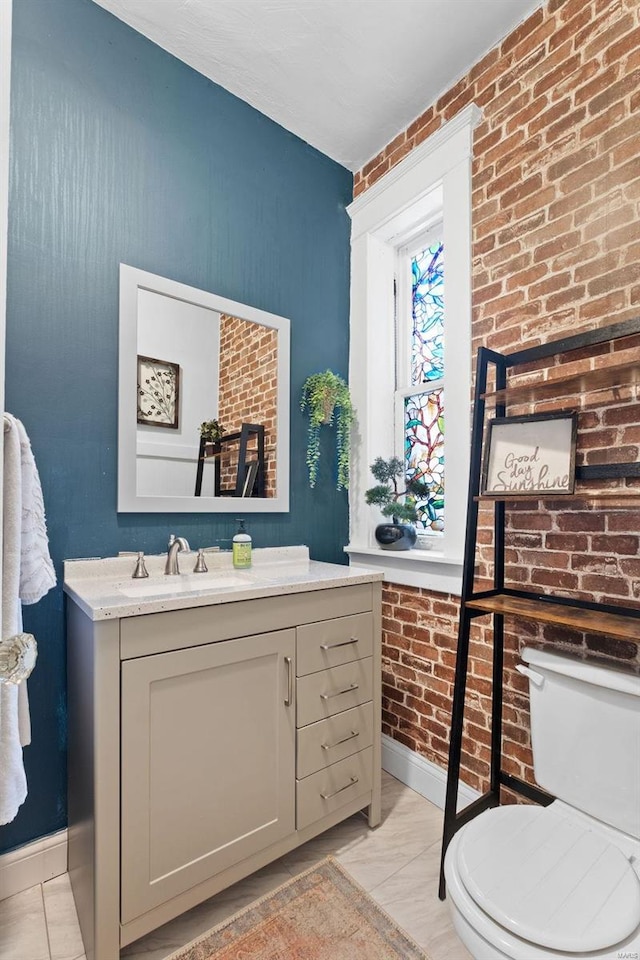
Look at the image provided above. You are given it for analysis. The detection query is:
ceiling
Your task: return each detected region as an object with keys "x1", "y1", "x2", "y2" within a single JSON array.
[{"x1": 92, "y1": 0, "x2": 543, "y2": 172}]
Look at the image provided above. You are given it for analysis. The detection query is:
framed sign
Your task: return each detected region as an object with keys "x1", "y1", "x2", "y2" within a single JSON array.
[
  {"x1": 137, "y1": 355, "x2": 180, "y2": 429},
  {"x1": 241, "y1": 459, "x2": 260, "y2": 497},
  {"x1": 481, "y1": 412, "x2": 578, "y2": 497}
]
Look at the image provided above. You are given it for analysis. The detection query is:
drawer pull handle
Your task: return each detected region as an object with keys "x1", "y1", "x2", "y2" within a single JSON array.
[
  {"x1": 284, "y1": 657, "x2": 293, "y2": 707},
  {"x1": 321, "y1": 730, "x2": 359, "y2": 750},
  {"x1": 321, "y1": 776, "x2": 359, "y2": 800},
  {"x1": 320, "y1": 637, "x2": 358, "y2": 650},
  {"x1": 320, "y1": 683, "x2": 359, "y2": 700}
]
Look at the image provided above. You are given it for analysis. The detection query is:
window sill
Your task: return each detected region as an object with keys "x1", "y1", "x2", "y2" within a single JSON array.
[{"x1": 344, "y1": 544, "x2": 463, "y2": 596}]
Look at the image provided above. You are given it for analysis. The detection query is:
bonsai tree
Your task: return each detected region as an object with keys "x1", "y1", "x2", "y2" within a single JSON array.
[
  {"x1": 365, "y1": 456, "x2": 430, "y2": 523},
  {"x1": 199, "y1": 419, "x2": 224, "y2": 443},
  {"x1": 300, "y1": 371, "x2": 353, "y2": 490}
]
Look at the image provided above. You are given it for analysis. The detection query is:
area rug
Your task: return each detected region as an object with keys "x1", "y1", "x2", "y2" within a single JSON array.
[{"x1": 167, "y1": 857, "x2": 431, "y2": 959}]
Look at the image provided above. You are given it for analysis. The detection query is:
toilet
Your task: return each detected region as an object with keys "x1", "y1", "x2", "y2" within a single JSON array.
[{"x1": 445, "y1": 645, "x2": 640, "y2": 960}]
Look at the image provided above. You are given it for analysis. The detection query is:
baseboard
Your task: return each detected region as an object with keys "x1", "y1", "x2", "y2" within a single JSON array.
[
  {"x1": 381, "y1": 734, "x2": 480, "y2": 811},
  {"x1": 0, "y1": 829, "x2": 67, "y2": 901}
]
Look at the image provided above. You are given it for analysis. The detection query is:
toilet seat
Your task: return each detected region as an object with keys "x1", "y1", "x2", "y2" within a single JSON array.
[{"x1": 454, "y1": 805, "x2": 640, "y2": 954}]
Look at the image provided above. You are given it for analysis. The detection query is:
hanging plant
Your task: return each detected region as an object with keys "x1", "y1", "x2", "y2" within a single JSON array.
[{"x1": 300, "y1": 370, "x2": 353, "y2": 490}]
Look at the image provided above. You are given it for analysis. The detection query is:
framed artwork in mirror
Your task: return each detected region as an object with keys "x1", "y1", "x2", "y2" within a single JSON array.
[{"x1": 137, "y1": 355, "x2": 180, "y2": 429}]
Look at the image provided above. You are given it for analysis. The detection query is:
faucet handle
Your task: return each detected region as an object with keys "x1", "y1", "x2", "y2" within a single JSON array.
[
  {"x1": 168, "y1": 534, "x2": 176, "y2": 549},
  {"x1": 193, "y1": 549, "x2": 208, "y2": 574},
  {"x1": 132, "y1": 552, "x2": 149, "y2": 579}
]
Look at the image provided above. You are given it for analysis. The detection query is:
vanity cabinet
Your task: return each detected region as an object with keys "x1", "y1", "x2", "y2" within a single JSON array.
[{"x1": 66, "y1": 576, "x2": 381, "y2": 960}]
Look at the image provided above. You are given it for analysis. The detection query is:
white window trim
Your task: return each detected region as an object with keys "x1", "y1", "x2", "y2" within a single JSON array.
[{"x1": 345, "y1": 103, "x2": 482, "y2": 595}]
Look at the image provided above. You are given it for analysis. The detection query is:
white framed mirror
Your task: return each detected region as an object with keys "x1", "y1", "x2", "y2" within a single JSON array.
[{"x1": 118, "y1": 265, "x2": 290, "y2": 513}]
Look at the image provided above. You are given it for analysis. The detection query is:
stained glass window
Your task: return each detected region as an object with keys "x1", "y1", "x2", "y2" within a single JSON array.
[
  {"x1": 401, "y1": 239, "x2": 445, "y2": 534},
  {"x1": 411, "y1": 242, "x2": 444, "y2": 384},
  {"x1": 404, "y1": 391, "x2": 444, "y2": 532}
]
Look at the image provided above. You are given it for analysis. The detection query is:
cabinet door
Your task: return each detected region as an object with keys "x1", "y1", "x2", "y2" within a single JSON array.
[{"x1": 121, "y1": 629, "x2": 296, "y2": 923}]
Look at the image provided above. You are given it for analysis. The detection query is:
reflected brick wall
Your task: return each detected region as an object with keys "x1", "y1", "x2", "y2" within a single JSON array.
[{"x1": 217, "y1": 314, "x2": 278, "y2": 497}]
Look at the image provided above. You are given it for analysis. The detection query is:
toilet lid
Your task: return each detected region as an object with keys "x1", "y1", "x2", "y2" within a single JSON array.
[{"x1": 457, "y1": 805, "x2": 640, "y2": 952}]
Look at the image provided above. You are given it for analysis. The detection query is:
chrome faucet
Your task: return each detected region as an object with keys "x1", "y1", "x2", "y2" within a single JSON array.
[{"x1": 165, "y1": 534, "x2": 190, "y2": 575}]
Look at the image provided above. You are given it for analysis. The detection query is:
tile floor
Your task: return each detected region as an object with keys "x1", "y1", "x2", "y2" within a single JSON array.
[{"x1": 0, "y1": 772, "x2": 472, "y2": 960}]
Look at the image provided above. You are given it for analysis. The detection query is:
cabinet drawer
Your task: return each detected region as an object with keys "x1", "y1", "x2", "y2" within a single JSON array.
[
  {"x1": 296, "y1": 747, "x2": 373, "y2": 831},
  {"x1": 296, "y1": 613, "x2": 373, "y2": 677},
  {"x1": 296, "y1": 658, "x2": 372, "y2": 728},
  {"x1": 296, "y1": 703, "x2": 373, "y2": 779}
]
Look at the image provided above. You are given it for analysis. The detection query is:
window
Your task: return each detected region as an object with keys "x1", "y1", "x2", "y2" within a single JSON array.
[
  {"x1": 346, "y1": 104, "x2": 481, "y2": 594},
  {"x1": 396, "y1": 235, "x2": 445, "y2": 540}
]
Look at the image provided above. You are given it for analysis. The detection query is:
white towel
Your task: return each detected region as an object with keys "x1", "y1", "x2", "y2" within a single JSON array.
[
  {"x1": 0, "y1": 414, "x2": 55, "y2": 825},
  {"x1": 16, "y1": 419, "x2": 56, "y2": 605}
]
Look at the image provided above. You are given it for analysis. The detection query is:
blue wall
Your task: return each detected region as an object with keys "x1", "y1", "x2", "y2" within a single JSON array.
[{"x1": 2, "y1": 0, "x2": 352, "y2": 853}]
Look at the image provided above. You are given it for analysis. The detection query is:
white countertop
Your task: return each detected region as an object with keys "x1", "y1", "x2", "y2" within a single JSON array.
[{"x1": 63, "y1": 546, "x2": 383, "y2": 621}]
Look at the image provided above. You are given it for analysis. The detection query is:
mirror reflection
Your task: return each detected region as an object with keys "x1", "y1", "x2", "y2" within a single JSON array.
[
  {"x1": 118, "y1": 265, "x2": 290, "y2": 514},
  {"x1": 136, "y1": 293, "x2": 277, "y2": 499}
]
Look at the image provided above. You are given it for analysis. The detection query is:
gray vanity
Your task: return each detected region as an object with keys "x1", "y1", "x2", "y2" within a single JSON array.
[{"x1": 64, "y1": 547, "x2": 382, "y2": 960}]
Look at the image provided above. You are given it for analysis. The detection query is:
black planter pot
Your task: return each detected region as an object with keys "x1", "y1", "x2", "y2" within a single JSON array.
[{"x1": 374, "y1": 521, "x2": 416, "y2": 551}]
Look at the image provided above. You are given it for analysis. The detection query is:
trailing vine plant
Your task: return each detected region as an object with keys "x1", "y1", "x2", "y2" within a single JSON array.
[{"x1": 300, "y1": 370, "x2": 353, "y2": 490}]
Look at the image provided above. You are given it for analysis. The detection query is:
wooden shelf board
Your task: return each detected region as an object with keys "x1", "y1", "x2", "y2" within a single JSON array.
[
  {"x1": 466, "y1": 593, "x2": 640, "y2": 640},
  {"x1": 481, "y1": 360, "x2": 640, "y2": 404}
]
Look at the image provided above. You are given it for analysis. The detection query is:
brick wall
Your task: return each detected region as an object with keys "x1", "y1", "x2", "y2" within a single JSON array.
[
  {"x1": 218, "y1": 314, "x2": 278, "y2": 496},
  {"x1": 356, "y1": 0, "x2": 640, "y2": 796}
]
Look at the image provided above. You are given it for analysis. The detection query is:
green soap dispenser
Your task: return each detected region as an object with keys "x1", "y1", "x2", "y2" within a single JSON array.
[{"x1": 232, "y1": 519, "x2": 252, "y2": 569}]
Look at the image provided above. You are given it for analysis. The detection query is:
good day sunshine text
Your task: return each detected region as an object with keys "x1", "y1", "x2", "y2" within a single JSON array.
[{"x1": 491, "y1": 446, "x2": 570, "y2": 493}]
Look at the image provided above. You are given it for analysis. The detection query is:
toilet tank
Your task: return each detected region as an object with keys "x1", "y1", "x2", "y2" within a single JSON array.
[{"x1": 521, "y1": 646, "x2": 640, "y2": 839}]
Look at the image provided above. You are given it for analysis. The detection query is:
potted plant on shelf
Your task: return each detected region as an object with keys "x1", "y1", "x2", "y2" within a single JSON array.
[
  {"x1": 300, "y1": 370, "x2": 353, "y2": 490},
  {"x1": 199, "y1": 419, "x2": 224, "y2": 455},
  {"x1": 365, "y1": 456, "x2": 431, "y2": 551}
]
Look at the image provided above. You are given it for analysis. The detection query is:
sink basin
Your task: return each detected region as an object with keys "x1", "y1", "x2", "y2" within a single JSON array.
[{"x1": 119, "y1": 575, "x2": 251, "y2": 598}]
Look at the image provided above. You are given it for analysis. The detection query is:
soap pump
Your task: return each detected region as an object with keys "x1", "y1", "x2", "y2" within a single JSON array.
[{"x1": 232, "y1": 519, "x2": 252, "y2": 569}]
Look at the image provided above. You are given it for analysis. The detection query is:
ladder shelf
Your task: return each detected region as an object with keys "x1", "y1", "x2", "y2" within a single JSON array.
[{"x1": 438, "y1": 317, "x2": 640, "y2": 900}]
